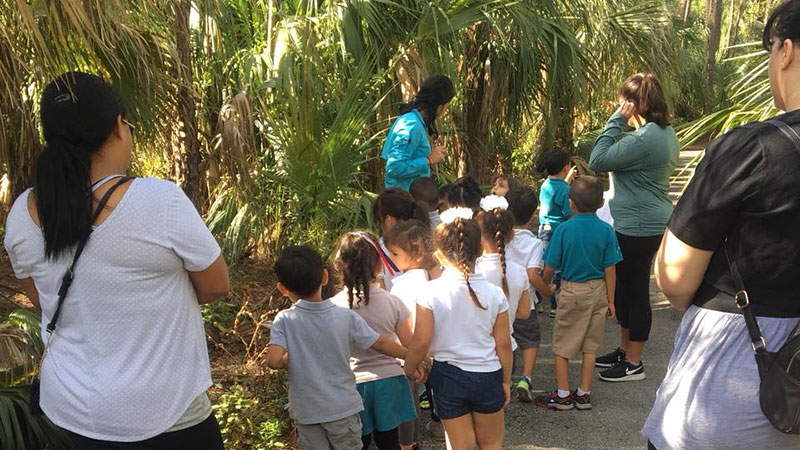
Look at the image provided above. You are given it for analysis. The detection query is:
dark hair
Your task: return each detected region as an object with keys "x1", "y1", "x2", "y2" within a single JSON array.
[
  {"x1": 569, "y1": 176, "x2": 604, "y2": 213},
  {"x1": 618, "y1": 73, "x2": 671, "y2": 128},
  {"x1": 399, "y1": 75, "x2": 455, "y2": 139},
  {"x1": 383, "y1": 219, "x2": 437, "y2": 271},
  {"x1": 475, "y1": 208, "x2": 515, "y2": 297},
  {"x1": 543, "y1": 149, "x2": 571, "y2": 176},
  {"x1": 506, "y1": 186, "x2": 538, "y2": 226},
  {"x1": 409, "y1": 177, "x2": 440, "y2": 211},
  {"x1": 434, "y1": 217, "x2": 484, "y2": 309},
  {"x1": 36, "y1": 72, "x2": 125, "y2": 259},
  {"x1": 445, "y1": 177, "x2": 483, "y2": 209},
  {"x1": 489, "y1": 174, "x2": 520, "y2": 193},
  {"x1": 275, "y1": 245, "x2": 325, "y2": 297},
  {"x1": 334, "y1": 231, "x2": 381, "y2": 309},
  {"x1": 372, "y1": 188, "x2": 430, "y2": 229},
  {"x1": 763, "y1": 0, "x2": 800, "y2": 51}
]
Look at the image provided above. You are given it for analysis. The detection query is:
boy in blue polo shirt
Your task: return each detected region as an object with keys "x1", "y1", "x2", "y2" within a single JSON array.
[
  {"x1": 536, "y1": 176, "x2": 622, "y2": 411},
  {"x1": 539, "y1": 149, "x2": 577, "y2": 315}
]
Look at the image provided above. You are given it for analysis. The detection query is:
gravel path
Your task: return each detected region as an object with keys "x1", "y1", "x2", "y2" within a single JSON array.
[{"x1": 419, "y1": 278, "x2": 683, "y2": 450}]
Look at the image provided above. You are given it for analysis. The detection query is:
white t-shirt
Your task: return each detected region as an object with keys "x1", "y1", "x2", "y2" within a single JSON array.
[
  {"x1": 418, "y1": 269, "x2": 508, "y2": 372},
  {"x1": 505, "y1": 228, "x2": 544, "y2": 308},
  {"x1": 597, "y1": 192, "x2": 614, "y2": 226},
  {"x1": 389, "y1": 268, "x2": 429, "y2": 327},
  {"x1": 475, "y1": 254, "x2": 527, "y2": 351},
  {"x1": 4, "y1": 178, "x2": 220, "y2": 441},
  {"x1": 428, "y1": 210, "x2": 442, "y2": 230}
]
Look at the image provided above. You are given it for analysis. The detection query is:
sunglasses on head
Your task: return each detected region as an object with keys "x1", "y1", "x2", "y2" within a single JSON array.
[{"x1": 122, "y1": 118, "x2": 136, "y2": 138}]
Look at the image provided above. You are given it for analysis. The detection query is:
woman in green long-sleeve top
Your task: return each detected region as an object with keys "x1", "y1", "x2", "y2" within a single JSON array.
[{"x1": 588, "y1": 73, "x2": 679, "y2": 383}]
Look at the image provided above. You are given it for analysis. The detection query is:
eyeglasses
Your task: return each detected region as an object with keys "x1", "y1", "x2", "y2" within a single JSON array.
[{"x1": 122, "y1": 118, "x2": 136, "y2": 138}]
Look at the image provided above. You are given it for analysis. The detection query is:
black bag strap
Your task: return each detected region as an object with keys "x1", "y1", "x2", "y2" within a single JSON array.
[
  {"x1": 46, "y1": 176, "x2": 133, "y2": 333},
  {"x1": 767, "y1": 119, "x2": 800, "y2": 152},
  {"x1": 723, "y1": 241, "x2": 768, "y2": 354}
]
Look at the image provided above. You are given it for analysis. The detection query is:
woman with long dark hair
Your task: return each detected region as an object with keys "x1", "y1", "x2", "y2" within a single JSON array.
[
  {"x1": 588, "y1": 73, "x2": 679, "y2": 382},
  {"x1": 382, "y1": 75, "x2": 455, "y2": 191},
  {"x1": 4, "y1": 72, "x2": 229, "y2": 449},
  {"x1": 644, "y1": 1, "x2": 800, "y2": 448}
]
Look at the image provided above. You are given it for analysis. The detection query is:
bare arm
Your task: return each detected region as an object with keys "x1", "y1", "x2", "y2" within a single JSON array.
[
  {"x1": 493, "y1": 310, "x2": 513, "y2": 406},
  {"x1": 404, "y1": 305, "x2": 433, "y2": 376},
  {"x1": 266, "y1": 344, "x2": 288, "y2": 370},
  {"x1": 654, "y1": 229, "x2": 713, "y2": 311},
  {"x1": 395, "y1": 317, "x2": 414, "y2": 348},
  {"x1": 19, "y1": 278, "x2": 40, "y2": 310},
  {"x1": 371, "y1": 336, "x2": 407, "y2": 360},
  {"x1": 515, "y1": 290, "x2": 531, "y2": 320},
  {"x1": 604, "y1": 266, "x2": 616, "y2": 318},
  {"x1": 527, "y1": 267, "x2": 552, "y2": 298},
  {"x1": 188, "y1": 254, "x2": 230, "y2": 304},
  {"x1": 542, "y1": 266, "x2": 555, "y2": 285}
]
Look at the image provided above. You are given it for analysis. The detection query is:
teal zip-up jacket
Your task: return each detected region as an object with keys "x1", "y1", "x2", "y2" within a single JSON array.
[
  {"x1": 382, "y1": 109, "x2": 431, "y2": 190},
  {"x1": 589, "y1": 112, "x2": 679, "y2": 237}
]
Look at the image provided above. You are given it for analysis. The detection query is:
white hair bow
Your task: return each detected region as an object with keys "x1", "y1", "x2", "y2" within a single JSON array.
[
  {"x1": 440, "y1": 207, "x2": 474, "y2": 224},
  {"x1": 480, "y1": 195, "x2": 509, "y2": 212}
]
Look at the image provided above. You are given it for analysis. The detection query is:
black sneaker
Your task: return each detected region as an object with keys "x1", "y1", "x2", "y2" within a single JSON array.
[
  {"x1": 571, "y1": 390, "x2": 592, "y2": 410},
  {"x1": 595, "y1": 347, "x2": 626, "y2": 368},
  {"x1": 535, "y1": 390, "x2": 574, "y2": 411},
  {"x1": 598, "y1": 361, "x2": 646, "y2": 382}
]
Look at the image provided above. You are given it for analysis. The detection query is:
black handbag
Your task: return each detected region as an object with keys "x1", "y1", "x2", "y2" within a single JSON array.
[{"x1": 30, "y1": 176, "x2": 132, "y2": 416}]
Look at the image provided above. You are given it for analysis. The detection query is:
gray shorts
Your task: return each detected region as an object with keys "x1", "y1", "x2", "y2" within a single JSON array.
[
  {"x1": 296, "y1": 413, "x2": 362, "y2": 450},
  {"x1": 513, "y1": 309, "x2": 541, "y2": 349}
]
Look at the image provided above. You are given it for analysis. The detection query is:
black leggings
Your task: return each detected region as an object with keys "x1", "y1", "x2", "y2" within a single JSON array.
[
  {"x1": 361, "y1": 428, "x2": 400, "y2": 450},
  {"x1": 67, "y1": 413, "x2": 224, "y2": 450},
  {"x1": 615, "y1": 232, "x2": 662, "y2": 342}
]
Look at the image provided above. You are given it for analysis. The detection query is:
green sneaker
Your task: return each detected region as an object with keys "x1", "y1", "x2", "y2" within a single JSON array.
[
  {"x1": 515, "y1": 377, "x2": 532, "y2": 402},
  {"x1": 419, "y1": 391, "x2": 430, "y2": 410}
]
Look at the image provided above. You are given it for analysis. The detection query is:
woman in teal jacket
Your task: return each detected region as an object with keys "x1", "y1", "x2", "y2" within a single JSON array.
[
  {"x1": 382, "y1": 75, "x2": 455, "y2": 190},
  {"x1": 588, "y1": 73, "x2": 679, "y2": 383}
]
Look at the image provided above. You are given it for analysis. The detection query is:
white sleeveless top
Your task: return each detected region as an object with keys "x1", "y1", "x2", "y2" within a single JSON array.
[{"x1": 4, "y1": 178, "x2": 220, "y2": 441}]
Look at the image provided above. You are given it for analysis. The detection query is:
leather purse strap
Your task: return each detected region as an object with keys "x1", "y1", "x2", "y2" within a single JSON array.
[{"x1": 46, "y1": 176, "x2": 133, "y2": 333}]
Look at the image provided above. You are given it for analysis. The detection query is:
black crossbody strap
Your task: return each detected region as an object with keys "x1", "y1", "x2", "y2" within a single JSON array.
[
  {"x1": 46, "y1": 176, "x2": 133, "y2": 333},
  {"x1": 767, "y1": 119, "x2": 800, "y2": 152},
  {"x1": 723, "y1": 241, "x2": 768, "y2": 354}
]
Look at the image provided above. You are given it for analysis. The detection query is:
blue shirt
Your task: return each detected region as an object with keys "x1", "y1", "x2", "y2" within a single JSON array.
[
  {"x1": 382, "y1": 109, "x2": 431, "y2": 190},
  {"x1": 539, "y1": 177, "x2": 572, "y2": 227},
  {"x1": 542, "y1": 213, "x2": 623, "y2": 282}
]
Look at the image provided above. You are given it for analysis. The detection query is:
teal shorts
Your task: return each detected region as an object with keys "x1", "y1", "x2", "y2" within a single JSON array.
[{"x1": 357, "y1": 375, "x2": 418, "y2": 435}]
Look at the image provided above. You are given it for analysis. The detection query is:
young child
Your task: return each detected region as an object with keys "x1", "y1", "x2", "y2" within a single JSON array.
[
  {"x1": 539, "y1": 149, "x2": 577, "y2": 316},
  {"x1": 330, "y1": 231, "x2": 420, "y2": 450},
  {"x1": 404, "y1": 207, "x2": 512, "y2": 450},
  {"x1": 504, "y1": 186, "x2": 552, "y2": 402},
  {"x1": 535, "y1": 176, "x2": 622, "y2": 411},
  {"x1": 474, "y1": 195, "x2": 532, "y2": 356},
  {"x1": 267, "y1": 245, "x2": 408, "y2": 450},
  {"x1": 489, "y1": 174, "x2": 520, "y2": 197},
  {"x1": 373, "y1": 188, "x2": 430, "y2": 290},
  {"x1": 384, "y1": 219, "x2": 440, "y2": 449},
  {"x1": 409, "y1": 177, "x2": 442, "y2": 230}
]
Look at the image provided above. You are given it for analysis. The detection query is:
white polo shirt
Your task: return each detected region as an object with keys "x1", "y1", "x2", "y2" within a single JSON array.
[{"x1": 475, "y1": 254, "x2": 528, "y2": 351}]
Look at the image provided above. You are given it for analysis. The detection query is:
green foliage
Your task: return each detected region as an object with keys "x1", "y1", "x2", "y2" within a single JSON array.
[{"x1": 213, "y1": 375, "x2": 291, "y2": 450}]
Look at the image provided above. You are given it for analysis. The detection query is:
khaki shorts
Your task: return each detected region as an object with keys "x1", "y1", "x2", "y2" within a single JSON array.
[
  {"x1": 296, "y1": 413, "x2": 362, "y2": 450},
  {"x1": 552, "y1": 279, "x2": 609, "y2": 359}
]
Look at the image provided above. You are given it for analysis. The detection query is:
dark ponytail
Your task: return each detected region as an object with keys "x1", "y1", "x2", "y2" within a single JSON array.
[
  {"x1": 334, "y1": 231, "x2": 382, "y2": 309},
  {"x1": 399, "y1": 75, "x2": 455, "y2": 139},
  {"x1": 446, "y1": 176, "x2": 484, "y2": 209},
  {"x1": 434, "y1": 216, "x2": 485, "y2": 310},
  {"x1": 373, "y1": 188, "x2": 430, "y2": 229},
  {"x1": 618, "y1": 73, "x2": 670, "y2": 128},
  {"x1": 36, "y1": 72, "x2": 124, "y2": 259}
]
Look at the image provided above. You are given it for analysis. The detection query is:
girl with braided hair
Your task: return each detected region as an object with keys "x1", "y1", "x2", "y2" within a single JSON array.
[
  {"x1": 404, "y1": 208, "x2": 512, "y2": 450},
  {"x1": 475, "y1": 196, "x2": 532, "y2": 359},
  {"x1": 330, "y1": 230, "x2": 418, "y2": 450}
]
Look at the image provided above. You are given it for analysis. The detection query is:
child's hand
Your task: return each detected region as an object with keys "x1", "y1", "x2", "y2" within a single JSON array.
[
  {"x1": 606, "y1": 303, "x2": 616, "y2": 319},
  {"x1": 502, "y1": 382, "x2": 511, "y2": 407},
  {"x1": 566, "y1": 166, "x2": 578, "y2": 184},
  {"x1": 414, "y1": 362, "x2": 428, "y2": 383}
]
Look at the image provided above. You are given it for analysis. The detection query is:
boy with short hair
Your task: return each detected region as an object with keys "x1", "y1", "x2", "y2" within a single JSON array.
[
  {"x1": 409, "y1": 177, "x2": 441, "y2": 229},
  {"x1": 536, "y1": 176, "x2": 622, "y2": 411},
  {"x1": 267, "y1": 245, "x2": 407, "y2": 449},
  {"x1": 505, "y1": 186, "x2": 554, "y2": 402},
  {"x1": 539, "y1": 149, "x2": 577, "y2": 316}
]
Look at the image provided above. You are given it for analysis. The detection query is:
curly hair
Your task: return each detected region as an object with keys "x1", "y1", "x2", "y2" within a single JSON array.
[
  {"x1": 383, "y1": 219, "x2": 437, "y2": 271},
  {"x1": 475, "y1": 208, "x2": 515, "y2": 298},
  {"x1": 434, "y1": 217, "x2": 485, "y2": 309},
  {"x1": 334, "y1": 230, "x2": 381, "y2": 309}
]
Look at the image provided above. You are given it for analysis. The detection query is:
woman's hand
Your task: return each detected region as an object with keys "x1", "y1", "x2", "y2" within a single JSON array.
[
  {"x1": 618, "y1": 100, "x2": 636, "y2": 119},
  {"x1": 428, "y1": 145, "x2": 447, "y2": 165}
]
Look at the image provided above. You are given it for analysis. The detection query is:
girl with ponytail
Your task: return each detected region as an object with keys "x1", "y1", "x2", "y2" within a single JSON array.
[
  {"x1": 475, "y1": 195, "x2": 532, "y2": 357},
  {"x1": 403, "y1": 207, "x2": 512, "y2": 450},
  {"x1": 330, "y1": 230, "x2": 418, "y2": 450},
  {"x1": 4, "y1": 72, "x2": 229, "y2": 448}
]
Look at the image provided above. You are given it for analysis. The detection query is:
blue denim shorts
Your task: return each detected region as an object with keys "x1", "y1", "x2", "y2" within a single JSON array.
[{"x1": 427, "y1": 361, "x2": 504, "y2": 420}]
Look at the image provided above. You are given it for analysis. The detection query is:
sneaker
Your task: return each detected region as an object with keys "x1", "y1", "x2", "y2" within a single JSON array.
[
  {"x1": 572, "y1": 390, "x2": 592, "y2": 410},
  {"x1": 595, "y1": 347, "x2": 626, "y2": 368},
  {"x1": 535, "y1": 390, "x2": 574, "y2": 411},
  {"x1": 515, "y1": 377, "x2": 532, "y2": 403},
  {"x1": 419, "y1": 391, "x2": 430, "y2": 410},
  {"x1": 425, "y1": 420, "x2": 445, "y2": 441},
  {"x1": 549, "y1": 309, "x2": 557, "y2": 318},
  {"x1": 599, "y1": 361, "x2": 646, "y2": 382}
]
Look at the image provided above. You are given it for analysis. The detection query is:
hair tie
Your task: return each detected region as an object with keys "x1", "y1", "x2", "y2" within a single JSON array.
[
  {"x1": 440, "y1": 207, "x2": 474, "y2": 224},
  {"x1": 480, "y1": 195, "x2": 509, "y2": 212}
]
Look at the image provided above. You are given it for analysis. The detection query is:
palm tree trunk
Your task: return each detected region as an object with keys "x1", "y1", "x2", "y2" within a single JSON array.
[
  {"x1": 460, "y1": 23, "x2": 491, "y2": 183},
  {"x1": 175, "y1": 0, "x2": 204, "y2": 210},
  {"x1": 680, "y1": 0, "x2": 692, "y2": 22},
  {"x1": 706, "y1": 0, "x2": 723, "y2": 90}
]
